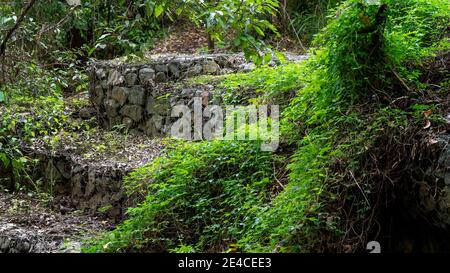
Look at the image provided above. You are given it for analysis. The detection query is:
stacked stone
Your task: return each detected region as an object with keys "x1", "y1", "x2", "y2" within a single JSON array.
[{"x1": 89, "y1": 54, "x2": 249, "y2": 136}]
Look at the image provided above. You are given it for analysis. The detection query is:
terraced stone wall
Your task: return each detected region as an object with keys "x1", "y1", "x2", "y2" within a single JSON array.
[{"x1": 89, "y1": 54, "x2": 252, "y2": 136}]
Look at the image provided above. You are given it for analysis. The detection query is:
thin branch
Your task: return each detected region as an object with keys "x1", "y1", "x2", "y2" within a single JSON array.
[
  {"x1": 35, "y1": 5, "x2": 79, "y2": 42},
  {"x1": 0, "y1": 0, "x2": 38, "y2": 57}
]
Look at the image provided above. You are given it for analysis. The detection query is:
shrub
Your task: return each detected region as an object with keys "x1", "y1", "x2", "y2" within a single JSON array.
[{"x1": 85, "y1": 140, "x2": 284, "y2": 252}]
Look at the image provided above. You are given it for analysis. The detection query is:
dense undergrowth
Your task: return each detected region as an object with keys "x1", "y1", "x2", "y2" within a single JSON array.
[{"x1": 84, "y1": 0, "x2": 450, "y2": 253}]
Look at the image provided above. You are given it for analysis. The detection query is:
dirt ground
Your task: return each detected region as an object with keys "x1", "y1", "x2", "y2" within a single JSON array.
[{"x1": 0, "y1": 192, "x2": 112, "y2": 253}]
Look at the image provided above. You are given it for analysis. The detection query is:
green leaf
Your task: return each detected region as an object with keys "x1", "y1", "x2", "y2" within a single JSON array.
[
  {"x1": 0, "y1": 91, "x2": 5, "y2": 102},
  {"x1": 263, "y1": 52, "x2": 272, "y2": 64},
  {"x1": 275, "y1": 51, "x2": 286, "y2": 64},
  {"x1": 253, "y1": 26, "x2": 265, "y2": 37},
  {"x1": 154, "y1": 4, "x2": 164, "y2": 18}
]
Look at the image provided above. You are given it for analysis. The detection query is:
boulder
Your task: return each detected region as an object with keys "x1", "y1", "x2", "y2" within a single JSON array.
[
  {"x1": 169, "y1": 62, "x2": 181, "y2": 78},
  {"x1": 186, "y1": 64, "x2": 203, "y2": 77},
  {"x1": 122, "y1": 117, "x2": 134, "y2": 129},
  {"x1": 92, "y1": 85, "x2": 104, "y2": 105},
  {"x1": 155, "y1": 64, "x2": 168, "y2": 73},
  {"x1": 95, "y1": 68, "x2": 107, "y2": 80}
]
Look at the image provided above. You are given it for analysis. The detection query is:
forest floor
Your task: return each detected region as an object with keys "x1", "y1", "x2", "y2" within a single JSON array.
[
  {"x1": 0, "y1": 192, "x2": 112, "y2": 253},
  {"x1": 149, "y1": 22, "x2": 305, "y2": 55}
]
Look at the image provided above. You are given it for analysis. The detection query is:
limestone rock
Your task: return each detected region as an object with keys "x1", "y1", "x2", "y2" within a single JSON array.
[
  {"x1": 169, "y1": 62, "x2": 181, "y2": 78},
  {"x1": 139, "y1": 67, "x2": 155, "y2": 84},
  {"x1": 155, "y1": 64, "x2": 168, "y2": 73},
  {"x1": 105, "y1": 99, "x2": 120, "y2": 117},
  {"x1": 125, "y1": 72, "x2": 138, "y2": 87},
  {"x1": 238, "y1": 63, "x2": 255, "y2": 73},
  {"x1": 186, "y1": 64, "x2": 203, "y2": 77},
  {"x1": 101, "y1": 80, "x2": 108, "y2": 90},
  {"x1": 155, "y1": 72, "x2": 167, "y2": 83},
  {"x1": 128, "y1": 86, "x2": 146, "y2": 106},
  {"x1": 120, "y1": 105, "x2": 143, "y2": 122},
  {"x1": 95, "y1": 68, "x2": 107, "y2": 80},
  {"x1": 122, "y1": 117, "x2": 134, "y2": 129},
  {"x1": 203, "y1": 60, "x2": 220, "y2": 74},
  {"x1": 111, "y1": 86, "x2": 129, "y2": 106},
  {"x1": 107, "y1": 70, "x2": 124, "y2": 86},
  {"x1": 92, "y1": 85, "x2": 104, "y2": 105}
]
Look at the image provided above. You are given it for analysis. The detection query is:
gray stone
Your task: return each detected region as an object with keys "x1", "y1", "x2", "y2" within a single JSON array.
[
  {"x1": 122, "y1": 117, "x2": 134, "y2": 129},
  {"x1": 101, "y1": 80, "x2": 108, "y2": 90},
  {"x1": 128, "y1": 86, "x2": 146, "y2": 105},
  {"x1": 92, "y1": 85, "x2": 104, "y2": 105},
  {"x1": 155, "y1": 64, "x2": 168, "y2": 73},
  {"x1": 85, "y1": 179, "x2": 95, "y2": 198},
  {"x1": 238, "y1": 63, "x2": 255, "y2": 73},
  {"x1": 79, "y1": 107, "x2": 96, "y2": 120},
  {"x1": 120, "y1": 105, "x2": 143, "y2": 122},
  {"x1": 203, "y1": 60, "x2": 220, "y2": 74},
  {"x1": 169, "y1": 62, "x2": 181, "y2": 78},
  {"x1": 111, "y1": 86, "x2": 129, "y2": 106},
  {"x1": 105, "y1": 99, "x2": 120, "y2": 117},
  {"x1": 181, "y1": 88, "x2": 195, "y2": 97},
  {"x1": 109, "y1": 116, "x2": 122, "y2": 128},
  {"x1": 445, "y1": 172, "x2": 450, "y2": 185},
  {"x1": 125, "y1": 72, "x2": 138, "y2": 87},
  {"x1": 95, "y1": 69, "x2": 107, "y2": 80},
  {"x1": 107, "y1": 70, "x2": 124, "y2": 86},
  {"x1": 152, "y1": 114, "x2": 164, "y2": 130},
  {"x1": 155, "y1": 72, "x2": 167, "y2": 82},
  {"x1": 186, "y1": 65, "x2": 203, "y2": 77},
  {"x1": 140, "y1": 118, "x2": 159, "y2": 136},
  {"x1": 139, "y1": 67, "x2": 155, "y2": 84}
]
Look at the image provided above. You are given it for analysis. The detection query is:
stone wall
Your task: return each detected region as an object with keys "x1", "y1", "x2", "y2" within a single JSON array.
[
  {"x1": 416, "y1": 134, "x2": 450, "y2": 227},
  {"x1": 27, "y1": 147, "x2": 129, "y2": 220},
  {"x1": 89, "y1": 53, "x2": 311, "y2": 136},
  {"x1": 89, "y1": 53, "x2": 255, "y2": 135}
]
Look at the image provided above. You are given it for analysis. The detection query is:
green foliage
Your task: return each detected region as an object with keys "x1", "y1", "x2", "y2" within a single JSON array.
[
  {"x1": 287, "y1": 0, "x2": 342, "y2": 43},
  {"x1": 217, "y1": 62, "x2": 304, "y2": 105},
  {"x1": 75, "y1": 0, "x2": 162, "y2": 57},
  {"x1": 0, "y1": 94, "x2": 66, "y2": 188},
  {"x1": 84, "y1": 140, "x2": 283, "y2": 252},
  {"x1": 0, "y1": 0, "x2": 162, "y2": 61},
  {"x1": 150, "y1": 0, "x2": 280, "y2": 64},
  {"x1": 285, "y1": 0, "x2": 450, "y2": 132},
  {"x1": 242, "y1": 0, "x2": 450, "y2": 252}
]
